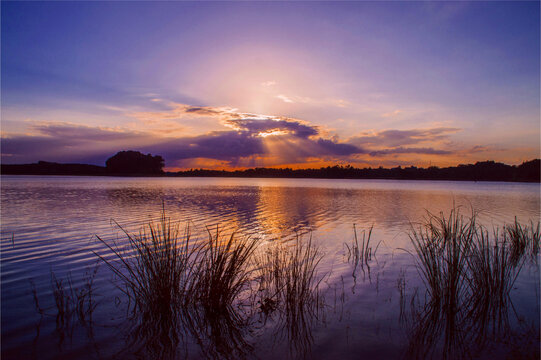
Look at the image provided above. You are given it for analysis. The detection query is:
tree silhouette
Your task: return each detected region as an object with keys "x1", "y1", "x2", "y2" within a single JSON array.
[{"x1": 106, "y1": 151, "x2": 164, "y2": 175}]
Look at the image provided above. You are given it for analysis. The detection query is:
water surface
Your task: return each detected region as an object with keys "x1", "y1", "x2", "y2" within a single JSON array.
[{"x1": 1, "y1": 176, "x2": 539, "y2": 359}]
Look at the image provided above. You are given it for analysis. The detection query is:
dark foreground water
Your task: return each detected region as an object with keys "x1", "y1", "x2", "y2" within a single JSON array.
[{"x1": 1, "y1": 176, "x2": 539, "y2": 359}]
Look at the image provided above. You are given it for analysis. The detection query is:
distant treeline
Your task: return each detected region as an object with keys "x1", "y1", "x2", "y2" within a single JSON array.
[
  {"x1": 2, "y1": 156, "x2": 539, "y2": 182},
  {"x1": 2, "y1": 151, "x2": 164, "y2": 176},
  {"x1": 171, "y1": 159, "x2": 540, "y2": 182}
]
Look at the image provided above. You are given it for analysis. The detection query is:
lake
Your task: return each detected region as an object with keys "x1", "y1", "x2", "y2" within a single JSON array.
[{"x1": 1, "y1": 176, "x2": 539, "y2": 359}]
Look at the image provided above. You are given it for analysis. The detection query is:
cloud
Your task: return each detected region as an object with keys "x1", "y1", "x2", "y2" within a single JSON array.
[
  {"x1": 382, "y1": 109, "x2": 402, "y2": 118},
  {"x1": 276, "y1": 94, "x2": 315, "y2": 104},
  {"x1": 368, "y1": 147, "x2": 453, "y2": 156},
  {"x1": 1, "y1": 123, "x2": 158, "y2": 164},
  {"x1": 223, "y1": 118, "x2": 319, "y2": 138},
  {"x1": 345, "y1": 127, "x2": 460, "y2": 159},
  {"x1": 348, "y1": 127, "x2": 460, "y2": 148},
  {"x1": 148, "y1": 121, "x2": 360, "y2": 164},
  {"x1": 127, "y1": 103, "x2": 237, "y2": 122},
  {"x1": 29, "y1": 122, "x2": 148, "y2": 142},
  {"x1": 181, "y1": 105, "x2": 239, "y2": 118},
  {"x1": 334, "y1": 99, "x2": 350, "y2": 108},
  {"x1": 149, "y1": 131, "x2": 265, "y2": 162},
  {"x1": 1, "y1": 115, "x2": 364, "y2": 167},
  {"x1": 1, "y1": 109, "x2": 465, "y2": 168},
  {"x1": 316, "y1": 138, "x2": 362, "y2": 156},
  {"x1": 127, "y1": 102, "x2": 298, "y2": 124},
  {"x1": 276, "y1": 94, "x2": 294, "y2": 103}
]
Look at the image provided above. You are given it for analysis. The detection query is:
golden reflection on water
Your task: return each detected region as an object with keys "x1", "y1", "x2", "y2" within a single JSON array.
[
  {"x1": 1, "y1": 177, "x2": 539, "y2": 359},
  {"x1": 2, "y1": 177, "x2": 538, "y2": 267}
]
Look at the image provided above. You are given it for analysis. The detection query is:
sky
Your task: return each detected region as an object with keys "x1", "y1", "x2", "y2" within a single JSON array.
[{"x1": 1, "y1": 1, "x2": 539, "y2": 170}]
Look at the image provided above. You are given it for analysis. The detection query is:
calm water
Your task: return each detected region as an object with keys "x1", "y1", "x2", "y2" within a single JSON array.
[{"x1": 1, "y1": 176, "x2": 540, "y2": 359}]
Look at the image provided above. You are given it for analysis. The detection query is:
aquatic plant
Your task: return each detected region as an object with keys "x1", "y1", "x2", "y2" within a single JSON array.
[
  {"x1": 94, "y1": 211, "x2": 194, "y2": 317},
  {"x1": 404, "y1": 209, "x2": 537, "y2": 359},
  {"x1": 465, "y1": 229, "x2": 518, "y2": 348},
  {"x1": 255, "y1": 235, "x2": 325, "y2": 358},
  {"x1": 93, "y1": 208, "x2": 330, "y2": 359},
  {"x1": 345, "y1": 225, "x2": 375, "y2": 264},
  {"x1": 93, "y1": 210, "x2": 198, "y2": 359},
  {"x1": 505, "y1": 218, "x2": 541, "y2": 263},
  {"x1": 189, "y1": 227, "x2": 258, "y2": 317},
  {"x1": 408, "y1": 208, "x2": 475, "y2": 311},
  {"x1": 29, "y1": 264, "x2": 99, "y2": 354},
  {"x1": 345, "y1": 225, "x2": 380, "y2": 282}
]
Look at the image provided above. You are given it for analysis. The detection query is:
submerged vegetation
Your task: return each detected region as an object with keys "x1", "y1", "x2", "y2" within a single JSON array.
[
  {"x1": 30, "y1": 265, "x2": 99, "y2": 351},
  {"x1": 95, "y1": 213, "x2": 191, "y2": 317},
  {"x1": 404, "y1": 208, "x2": 540, "y2": 359},
  {"x1": 345, "y1": 225, "x2": 380, "y2": 282},
  {"x1": 255, "y1": 236, "x2": 325, "y2": 357},
  {"x1": 26, "y1": 207, "x2": 539, "y2": 359},
  {"x1": 92, "y1": 211, "x2": 326, "y2": 359},
  {"x1": 505, "y1": 218, "x2": 540, "y2": 263}
]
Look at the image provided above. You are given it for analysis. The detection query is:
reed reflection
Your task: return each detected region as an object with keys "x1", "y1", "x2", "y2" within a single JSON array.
[
  {"x1": 93, "y1": 210, "x2": 326, "y2": 359},
  {"x1": 254, "y1": 235, "x2": 326, "y2": 358},
  {"x1": 402, "y1": 209, "x2": 540, "y2": 359}
]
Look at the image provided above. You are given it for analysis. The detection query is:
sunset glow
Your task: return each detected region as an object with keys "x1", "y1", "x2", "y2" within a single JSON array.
[{"x1": 1, "y1": 2, "x2": 539, "y2": 170}]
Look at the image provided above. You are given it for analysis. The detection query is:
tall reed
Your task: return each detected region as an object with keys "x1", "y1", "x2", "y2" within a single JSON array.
[
  {"x1": 95, "y1": 211, "x2": 193, "y2": 317},
  {"x1": 255, "y1": 235, "x2": 325, "y2": 357},
  {"x1": 189, "y1": 227, "x2": 258, "y2": 315},
  {"x1": 30, "y1": 264, "x2": 99, "y2": 349},
  {"x1": 465, "y1": 228, "x2": 519, "y2": 346},
  {"x1": 409, "y1": 208, "x2": 475, "y2": 310},
  {"x1": 93, "y1": 209, "x2": 327, "y2": 358},
  {"x1": 406, "y1": 208, "x2": 536, "y2": 358},
  {"x1": 505, "y1": 218, "x2": 541, "y2": 263},
  {"x1": 345, "y1": 225, "x2": 380, "y2": 282}
]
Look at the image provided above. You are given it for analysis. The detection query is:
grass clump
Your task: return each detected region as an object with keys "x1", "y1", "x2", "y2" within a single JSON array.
[
  {"x1": 409, "y1": 208, "x2": 475, "y2": 310},
  {"x1": 345, "y1": 225, "x2": 375, "y2": 264},
  {"x1": 93, "y1": 212, "x2": 321, "y2": 357},
  {"x1": 30, "y1": 264, "x2": 99, "y2": 351},
  {"x1": 345, "y1": 225, "x2": 380, "y2": 281},
  {"x1": 93, "y1": 209, "x2": 328, "y2": 359},
  {"x1": 50, "y1": 269, "x2": 98, "y2": 328},
  {"x1": 181, "y1": 227, "x2": 259, "y2": 359},
  {"x1": 255, "y1": 235, "x2": 325, "y2": 357},
  {"x1": 94, "y1": 211, "x2": 195, "y2": 359},
  {"x1": 407, "y1": 208, "x2": 476, "y2": 358},
  {"x1": 406, "y1": 208, "x2": 539, "y2": 359},
  {"x1": 95, "y1": 211, "x2": 193, "y2": 317},
  {"x1": 505, "y1": 218, "x2": 540, "y2": 263},
  {"x1": 189, "y1": 226, "x2": 258, "y2": 316},
  {"x1": 465, "y1": 229, "x2": 520, "y2": 344}
]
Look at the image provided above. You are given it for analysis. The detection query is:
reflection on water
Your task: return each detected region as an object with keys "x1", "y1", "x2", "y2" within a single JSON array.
[
  {"x1": 401, "y1": 209, "x2": 539, "y2": 359},
  {"x1": 1, "y1": 176, "x2": 539, "y2": 359}
]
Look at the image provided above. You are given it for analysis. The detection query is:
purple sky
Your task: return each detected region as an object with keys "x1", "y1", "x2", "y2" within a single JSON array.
[{"x1": 2, "y1": 2, "x2": 539, "y2": 169}]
